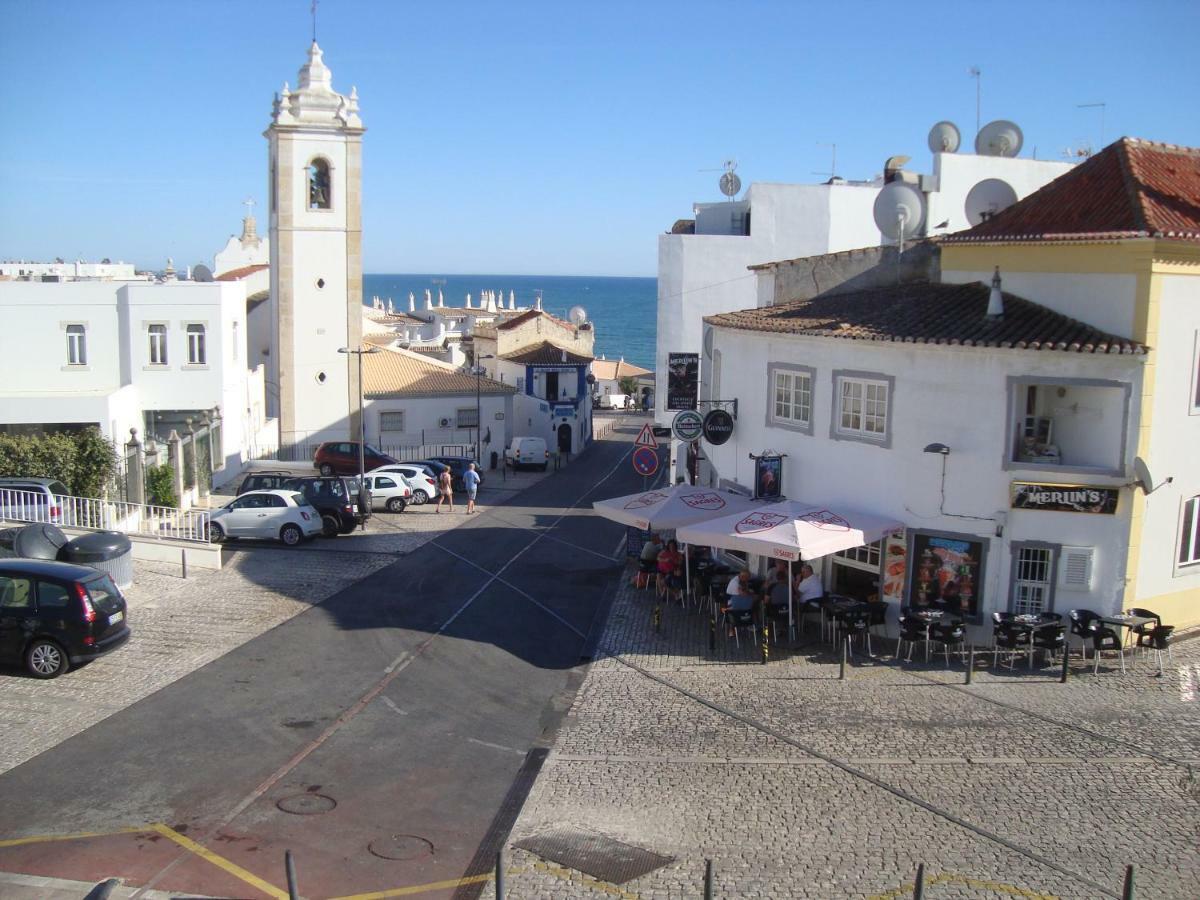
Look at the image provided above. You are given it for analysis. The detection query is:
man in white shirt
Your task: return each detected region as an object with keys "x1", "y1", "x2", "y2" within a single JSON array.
[
  {"x1": 796, "y1": 564, "x2": 824, "y2": 603},
  {"x1": 725, "y1": 569, "x2": 754, "y2": 612}
]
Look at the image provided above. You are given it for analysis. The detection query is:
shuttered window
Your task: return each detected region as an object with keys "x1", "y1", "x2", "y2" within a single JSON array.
[{"x1": 1058, "y1": 547, "x2": 1095, "y2": 590}]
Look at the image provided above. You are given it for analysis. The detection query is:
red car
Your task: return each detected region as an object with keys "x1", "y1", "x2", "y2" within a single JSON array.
[{"x1": 313, "y1": 442, "x2": 398, "y2": 476}]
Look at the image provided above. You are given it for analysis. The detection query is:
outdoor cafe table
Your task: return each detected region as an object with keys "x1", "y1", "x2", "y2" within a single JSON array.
[
  {"x1": 1100, "y1": 613, "x2": 1157, "y2": 649},
  {"x1": 907, "y1": 608, "x2": 965, "y2": 662}
]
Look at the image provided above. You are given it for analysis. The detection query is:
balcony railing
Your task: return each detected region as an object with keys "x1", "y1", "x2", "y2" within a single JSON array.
[{"x1": 0, "y1": 488, "x2": 211, "y2": 543}]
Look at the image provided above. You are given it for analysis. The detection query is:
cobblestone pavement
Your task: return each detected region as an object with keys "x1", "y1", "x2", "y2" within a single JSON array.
[{"x1": 484, "y1": 570, "x2": 1200, "y2": 899}]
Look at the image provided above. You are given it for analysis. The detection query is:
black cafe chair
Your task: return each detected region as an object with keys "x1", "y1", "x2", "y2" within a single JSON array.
[
  {"x1": 725, "y1": 608, "x2": 758, "y2": 649},
  {"x1": 838, "y1": 609, "x2": 873, "y2": 659},
  {"x1": 1068, "y1": 609, "x2": 1102, "y2": 661},
  {"x1": 929, "y1": 620, "x2": 967, "y2": 669},
  {"x1": 1126, "y1": 607, "x2": 1161, "y2": 651},
  {"x1": 896, "y1": 615, "x2": 928, "y2": 663},
  {"x1": 992, "y1": 615, "x2": 1029, "y2": 670},
  {"x1": 765, "y1": 603, "x2": 794, "y2": 645},
  {"x1": 1137, "y1": 624, "x2": 1174, "y2": 676},
  {"x1": 1091, "y1": 625, "x2": 1127, "y2": 675},
  {"x1": 1031, "y1": 623, "x2": 1066, "y2": 667}
]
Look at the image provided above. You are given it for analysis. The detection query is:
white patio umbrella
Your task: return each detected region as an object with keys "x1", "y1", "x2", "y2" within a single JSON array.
[{"x1": 678, "y1": 499, "x2": 904, "y2": 636}]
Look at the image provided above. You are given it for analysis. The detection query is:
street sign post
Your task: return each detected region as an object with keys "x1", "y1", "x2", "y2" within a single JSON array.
[
  {"x1": 634, "y1": 423, "x2": 659, "y2": 449},
  {"x1": 632, "y1": 447, "x2": 659, "y2": 489}
]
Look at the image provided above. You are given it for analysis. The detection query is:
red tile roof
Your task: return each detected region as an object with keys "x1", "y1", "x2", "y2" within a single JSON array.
[
  {"x1": 705, "y1": 281, "x2": 1145, "y2": 355},
  {"x1": 215, "y1": 263, "x2": 269, "y2": 281},
  {"x1": 502, "y1": 340, "x2": 594, "y2": 365},
  {"x1": 944, "y1": 138, "x2": 1200, "y2": 244}
]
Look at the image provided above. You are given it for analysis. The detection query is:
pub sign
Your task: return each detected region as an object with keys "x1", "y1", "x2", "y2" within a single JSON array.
[
  {"x1": 1011, "y1": 481, "x2": 1119, "y2": 515},
  {"x1": 666, "y1": 352, "x2": 699, "y2": 411}
]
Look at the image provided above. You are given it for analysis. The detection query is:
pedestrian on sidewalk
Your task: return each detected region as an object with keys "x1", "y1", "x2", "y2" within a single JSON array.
[
  {"x1": 435, "y1": 468, "x2": 454, "y2": 514},
  {"x1": 463, "y1": 462, "x2": 481, "y2": 514}
]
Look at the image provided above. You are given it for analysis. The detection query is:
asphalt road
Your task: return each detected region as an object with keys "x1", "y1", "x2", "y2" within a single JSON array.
[{"x1": 0, "y1": 423, "x2": 653, "y2": 899}]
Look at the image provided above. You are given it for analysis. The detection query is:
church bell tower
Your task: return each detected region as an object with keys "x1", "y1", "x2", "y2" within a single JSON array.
[{"x1": 266, "y1": 42, "x2": 364, "y2": 447}]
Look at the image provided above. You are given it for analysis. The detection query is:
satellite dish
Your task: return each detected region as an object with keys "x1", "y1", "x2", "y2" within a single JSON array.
[
  {"x1": 873, "y1": 181, "x2": 925, "y2": 240},
  {"x1": 719, "y1": 171, "x2": 742, "y2": 198},
  {"x1": 568, "y1": 305, "x2": 588, "y2": 325},
  {"x1": 191, "y1": 264, "x2": 214, "y2": 283},
  {"x1": 964, "y1": 178, "x2": 1019, "y2": 225},
  {"x1": 975, "y1": 120, "x2": 1024, "y2": 157},
  {"x1": 928, "y1": 121, "x2": 961, "y2": 153},
  {"x1": 1133, "y1": 456, "x2": 1172, "y2": 495},
  {"x1": 703, "y1": 325, "x2": 715, "y2": 359}
]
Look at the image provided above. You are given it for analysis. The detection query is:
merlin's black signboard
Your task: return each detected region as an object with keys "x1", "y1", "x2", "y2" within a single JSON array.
[
  {"x1": 666, "y1": 352, "x2": 699, "y2": 411},
  {"x1": 1011, "y1": 481, "x2": 1120, "y2": 515},
  {"x1": 702, "y1": 409, "x2": 734, "y2": 445}
]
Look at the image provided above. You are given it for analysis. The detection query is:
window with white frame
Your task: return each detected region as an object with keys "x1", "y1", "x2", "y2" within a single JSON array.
[
  {"x1": 1191, "y1": 331, "x2": 1200, "y2": 413},
  {"x1": 379, "y1": 411, "x2": 405, "y2": 432},
  {"x1": 834, "y1": 540, "x2": 881, "y2": 570},
  {"x1": 769, "y1": 364, "x2": 813, "y2": 431},
  {"x1": 1012, "y1": 545, "x2": 1054, "y2": 614},
  {"x1": 1180, "y1": 495, "x2": 1200, "y2": 568},
  {"x1": 833, "y1": 372, "x2": 891, "y2": 444},
  {"x1": 65, "y1": 324, "x2": 87, "y2": 366},
  {"x1": 186, "y1": 324, "x2": 206, "y2": 365},
  {"x1": 456, "y1": 407, "x2": 479, "y2": 428},
  {"x1": 147, "y1": 324, "x2": 168, "y2": 365}
]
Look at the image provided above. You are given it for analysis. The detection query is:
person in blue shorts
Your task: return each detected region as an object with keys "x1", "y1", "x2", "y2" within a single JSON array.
[{"x1": 463, "y1": 462, "x2": 481, "y2": 514}]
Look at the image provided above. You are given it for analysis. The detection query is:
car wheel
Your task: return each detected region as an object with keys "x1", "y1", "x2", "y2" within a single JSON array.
[
  {"x1": 321, "y1": 514, "x2": 340, "y2": 537},
  {"x1": 280, "y1": 524, "x2": 303, "y2": 546},
  {"x1": 208, "y1": 522, "x2": 226, "y2": 543},
  {"x1": 319, "y1": 463, "x2": 335, "y2": 476},
  {"x1": 412, "y1": 490, "x2": 429, "y2": 505},
  {"x1": 26, "y1": 638, "x2": 69, "y2": 679},
  {"x1": 386, "y1": 497, "x2": 407, "y2": 513}
]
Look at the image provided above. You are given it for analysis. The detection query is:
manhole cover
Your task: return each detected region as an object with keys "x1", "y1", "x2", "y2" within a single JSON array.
[
  {"x1": 276, "y1": 793, "x2": 336, "y2": 815},
  {"x1": 368, "y1": 834, "x2": 435, "y2": 861},
  {"x1": 514, "y1": 826, "x2": 673, "y2": 884}
]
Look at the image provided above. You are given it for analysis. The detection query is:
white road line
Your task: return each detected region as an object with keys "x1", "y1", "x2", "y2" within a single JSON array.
[
  {"x1": 384, "y1": 651, "x2": 412, "y2": 674},
  {"x1": 467, "y1": 737, "x2": 524, "y2": 755},
  {"x1": 1180, "y1": 665, "x2": 1198, "y2": 702},
  {"x1": 381, "y1": 696, "x2": 409, "y2": 716}
]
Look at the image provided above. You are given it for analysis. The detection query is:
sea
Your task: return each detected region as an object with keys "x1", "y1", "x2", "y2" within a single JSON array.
[{"x1": 362, "y1": 274, "x2": 657, "y2": 370}]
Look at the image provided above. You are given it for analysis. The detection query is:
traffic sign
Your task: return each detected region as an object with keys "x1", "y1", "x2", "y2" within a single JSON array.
[
  {"x1": 634, "y1": 422, "x2": 659, "y2": 449},
  {"x1": 632, "y1": 446, "x2": 659, "y2": 476},
  {"x1": 671, "y1": 410, "x2": 703, "y2": 443}
]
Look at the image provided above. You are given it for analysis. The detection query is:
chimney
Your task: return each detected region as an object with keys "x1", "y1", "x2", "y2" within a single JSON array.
[
  {"x1": 408, "y1": 292, "x2": 415, "y2": 312},
  {"x1": 986, "y1": 267, "x2": 1005, "y2": 320},
  {"x1": 535, "y1": 295, "x2": 543, "y2": 311}
]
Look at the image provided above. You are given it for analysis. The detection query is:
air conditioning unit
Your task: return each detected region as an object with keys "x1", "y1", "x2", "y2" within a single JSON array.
[{"x1": 439, "y1": 417, "x2": 451, "y2": 428}]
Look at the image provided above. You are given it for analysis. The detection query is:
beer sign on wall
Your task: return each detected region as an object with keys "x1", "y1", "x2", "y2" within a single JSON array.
[{"x1": 1010, "y1": 481, "x2": 1120, "y2": 515}]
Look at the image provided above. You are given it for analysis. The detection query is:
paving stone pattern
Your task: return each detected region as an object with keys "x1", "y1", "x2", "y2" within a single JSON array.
[{"x1": 485, "y1": 569, "x2": 1200, "y2": 899}]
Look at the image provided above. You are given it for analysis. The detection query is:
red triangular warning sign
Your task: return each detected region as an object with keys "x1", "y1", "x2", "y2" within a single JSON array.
[{"x1": 634, "y1": 423, "x2": 659, "y2": 449}]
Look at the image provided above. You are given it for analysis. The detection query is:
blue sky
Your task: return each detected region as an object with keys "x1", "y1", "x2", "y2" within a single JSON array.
[{"x1": 2, "y1": 0, "x2": 1198, "y2": 276}]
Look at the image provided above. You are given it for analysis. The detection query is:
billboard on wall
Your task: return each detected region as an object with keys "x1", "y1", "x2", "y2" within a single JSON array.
[
  {"x1": 754, "y1": 456, "x2": 782, "y2": 500},
  {"x1": 910, "y1": 533, "x2": 986, "y2": 619},
  {"x1": 666, "y1": 353, "x2": 699, "y2": 411}
]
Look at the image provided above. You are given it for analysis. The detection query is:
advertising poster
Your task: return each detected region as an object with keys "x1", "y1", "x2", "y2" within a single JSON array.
[
  {"x1": 755, "y1": 456, "x2": 782, "y2": 500},
  {"x1": 910, "y1": 533, "x2": 985, "y2": 617},
  {"x1": 667, "y1": 352, "x2": 699, "y2": 411},
  {"x1": 881, "y1": 533, "x2": 907, "y2": 602}
]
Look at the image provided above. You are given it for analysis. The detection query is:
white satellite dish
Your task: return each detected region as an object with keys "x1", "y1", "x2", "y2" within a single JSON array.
[
  {"x1": 191, "y1": 263, "x2": 214, "y2": 283},
  {"x1": 975, "y1": 120, "x2": 1024, "y2": 157},
  {"x1": 964, "y1": 178, "x2": 1019, "y2": 225},
  {"x1": 927, "y1": 121, "x2": 961, "y2": 153},
  {"x1": 1133, "y1": 456, "x2": 1172, "y2": 495},
  {"x1": 873, "y1": 181, "x2": 925, "y2": 241},
  {"x1": 568, "y1": 305, "x2": 588, "y2": 325},
  {"x1": 719, "y1": 171, "x2": 741, "y2": 199},
  {"x1": 702, "y1": 325, "x2": 715, "y2": 359}
]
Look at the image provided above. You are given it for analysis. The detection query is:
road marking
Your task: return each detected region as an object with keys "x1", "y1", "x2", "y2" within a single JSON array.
[
  {"x1": 0, "y1": 826, "x2": 148, "y2": 848},
  {"x1": 381, "y1": 696, "x2": 408, "y2": 715},
  {"x1": 329, "y1": 871, "x2": 492, "y2": 899},
  {"x1": 467, "y1": 737, "x2": 524, "y2": 755},
  {"x1": 147, "y1": 823, "x2": 287, "y2": 899},
  {"x1": 1180, "y1": 664, "x2": 1198, "y2": 702},
  {"x1": 866, "y1": 871, "x2": 1060, "y2": 899},
  {"x1": 384, "y1": 651, "x2": 412, "y2": 674}
]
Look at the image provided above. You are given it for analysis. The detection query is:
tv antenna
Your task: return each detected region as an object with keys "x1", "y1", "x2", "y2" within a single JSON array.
[
  {"x1": 813, "y1": 142, "x2": 837, "y2": 180},
  {"x1": 1077, "y1": 101, "x2": 1106, "y2": 149},
  {"x1": 310, "y1": 0, "x2": 319, "y2": 43},
  {"x1": 968, "y1": 66, "x2": 981, "y2": 136}
]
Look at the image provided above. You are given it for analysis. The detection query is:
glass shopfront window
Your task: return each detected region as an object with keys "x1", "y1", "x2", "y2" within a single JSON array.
[{"x1": 908, "y1": 531, "x2": 987, "y2": 621}]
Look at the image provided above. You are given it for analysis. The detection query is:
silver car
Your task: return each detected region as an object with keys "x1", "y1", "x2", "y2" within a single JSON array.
[{"x1": 208, "y1": 490, "x2": 322, "y2": 545}]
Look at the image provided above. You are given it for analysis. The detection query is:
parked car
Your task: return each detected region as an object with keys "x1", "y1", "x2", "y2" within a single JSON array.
[
  {"x1": 0, "y1": 558, "x2": 131, "y2": 678},
  {"x1": 368, "y1": 464, "x2": 439, "y2": 505},
  {"x1": 313, "y1": 442, "x2": 399, "y2": 476},
  {"x1": 0, "y1": 477, "x2": 71, "y2": 525},
  {"x1": 208, "y1": 490, "x2": 322, "y2": 545},
  {"x1": 236, "y1": 470, "x2": 296, "y2": 496},
  {"x1": 505, "y1": 437, "x2": 549, "y2": 471},
  {"x1": 362, "y1": 473, "x2": 410, "y2": 513},
  {"x1": 429, "y1": 456, "x2": 484, "y2": 492},
  {"x1": 282, "y1": 475, "x2": 369, "y2": 536}
]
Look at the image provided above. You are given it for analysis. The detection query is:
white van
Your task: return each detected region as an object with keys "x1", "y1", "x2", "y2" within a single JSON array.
[{"x1": 505, "y1": 437, "x2": 549, "y2": 471}]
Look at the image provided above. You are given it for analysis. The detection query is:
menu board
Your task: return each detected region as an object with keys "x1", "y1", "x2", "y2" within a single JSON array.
[
  {"x1": 909, "y1": 532, "x2": 985, "y2": 617},
  {"x1": 881, "y1": 534, "x2": 907, "y2": 602}
]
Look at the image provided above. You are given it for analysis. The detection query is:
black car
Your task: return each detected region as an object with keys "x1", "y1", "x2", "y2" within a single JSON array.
[
  {"x1": 427, "y1": 456, "x2": 483, "y2": 492},
  {"x1": 0, "y1": 559, "x2": 131, "y2": 678},
  {"x1": 236, "y1": 470, "x2": 295, "y2": 495},
  {"x1": 282, "y1": 475, "x2": 369, "y2": 537}
]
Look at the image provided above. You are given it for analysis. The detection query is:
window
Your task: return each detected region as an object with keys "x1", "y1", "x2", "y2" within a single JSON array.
[
  {"x1": 831, "y1": 371, "x2": 893, "y2": 446},
  {"x1": 186, "y1": 324, "x2": 206, "y2": 365},
  {"x1": 308, "y1": 158, "x2": 331, "y2": 209},
  {"x1": 456, "y1": 407, "x2": 479, "y2": 428},
  {"x1": 65, "y1": 324, "x2": 87, "y2": 366},
  {"x1": 1180, "y1": 496, "x2": 1200, "y2": 568},
  {"x1": 1012, "y1": 545, "x2": 1055, "y2": 615},
  {"x1": 0, "y1": 576, "x2": 33, "y2": 609},
  {"x1": 768, "y1": 364, "x2": 814, "y2": 433},
  {"x1": 1005, "y1": 377, "x2": 1131, "y2": 475},
  {"x1": 835, "y1": 540, "x2": 882, "y2": 570},
  {"x1": 148, "y1": 324, "x2": 167, "y2": 365},
  {"x1": 37, "y1": 582, "x2": 71, "y2": 609},
  {"x1": 379, "y1": 411, "x2": 405, "y2": 432},
  {"x1": 375, "y1": 476, "x2": 397, "y2": 489}
]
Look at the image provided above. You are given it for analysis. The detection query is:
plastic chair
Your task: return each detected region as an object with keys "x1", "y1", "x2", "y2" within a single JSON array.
[
  {"x1": 1091, "y1": 625, "x2": 1126, "y2": 675},
  {"x1": 992, "y1": 616, "x2": 1029, "y2": 670},
  {"x1": 929, "y1": 621, "x2": 967, "y2": 668},
  {"x1": 1031, "y1": 623, "x2": 1066, "y2": 667},
  {"x1": 1127, "y1": 608, "x2": 1161, "y2": 651},
  {"x1": 897, "y1": 615, "x2": 929, "y2": 663},
  {"x1": 1068, "y1": 609, "x2": 1101, "y2": 661},
  {"x1": 725, "y1": 608, "x2": 758, "y2": 649},
  {"x1": 838, "y1": 609, "x2": 872, "y2": 659},
  {"x1": 1137, "y1": 624, "x2": 1174, "y2": 676},
  {"x1": 765, "y1": 603, "x2": 793, "y2": 645}
]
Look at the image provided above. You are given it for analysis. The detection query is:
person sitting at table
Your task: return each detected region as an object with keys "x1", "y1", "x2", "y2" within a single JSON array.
[
  {"x1": 795, "y1": 563, "x2": 824, "y2": 603},
  {"x1": 656, "y1": 539, "x2": 683, "y2": 598},
  {"x1": 725, "y1": 569, "x2": 754, "y2": 612},
  {"x1": 667, "y1": 562, "x2": 686, "y2": 605},
  {"x1": 766, "y1": 568, "x2": 791, "y2": 609},
  {"x1": 637, "y1": 533, "x2": 662, "y2": 589}
]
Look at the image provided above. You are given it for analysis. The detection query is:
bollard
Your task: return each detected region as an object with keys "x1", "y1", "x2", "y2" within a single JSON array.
[
  {"x1": 653, "y1": 604, "x2": 662, "y2": 633},
  {"x1": 285, "y1": 850, "x2": 299, "y2": 900},
  {"x1": 839, "y1": 635, "x2": 848, "y2": 680},
  {"x1": 1060, "y1": 645, "x2": 1070, "y2": 683},
  {"x1": 912, "y1": 862, "x2": 925, "y2": 899},
  {"x1": 181, "y1": 548, "x2": 188, "y2": 580},
  {"x1": 496, "y1": 849, "x2": 506, "y2": 899},
  {"x1": 1121, "y1": 863, "x2": 1134, "y2": 900},
  {"x1": 761, "y1": 624, "x2": 769, "y2": 665},
  {"x1": 709, "y1": 613, "x2": 717, "y2": 653},
  {"x1": 704, "y1": 859, "x2": 714, "y2": 900},
  {"x1": 965, "y1": 644, "x2": 974, "y2": 685}
]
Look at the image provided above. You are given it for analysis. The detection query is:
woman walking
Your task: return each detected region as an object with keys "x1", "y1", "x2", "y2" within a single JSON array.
[{"x1": 435, "y1": 467, "x2": 454, "y2": 513}]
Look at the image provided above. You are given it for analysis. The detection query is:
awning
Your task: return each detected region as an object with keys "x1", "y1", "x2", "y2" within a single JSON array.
[
  {"x1": 676, "y1": 499, "x2": 903, "y2": 562},
  {"x1": 591, "y1": 484, "x2": 763, "y2": 532}
]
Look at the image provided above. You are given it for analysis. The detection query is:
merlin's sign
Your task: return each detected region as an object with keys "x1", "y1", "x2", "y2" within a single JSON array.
[{"x1": 1011, "y1": 481, "x2": 1120, "y2": 515}]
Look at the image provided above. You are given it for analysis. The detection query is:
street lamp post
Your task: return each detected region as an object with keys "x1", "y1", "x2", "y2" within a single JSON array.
[
  {"x1": 339, "y1": 344, "x2": 380, "y2": 530},
  {"x1": 474, "y1": 354, "x2": 495, "y2": 463}
]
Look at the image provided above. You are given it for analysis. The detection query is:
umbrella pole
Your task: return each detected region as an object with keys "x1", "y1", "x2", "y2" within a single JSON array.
[
  {"x1": 685, "y1": 544, "x2": 691, "y2": 605},
  {"x1": 788, "y1": 567, "x2": 793, "y2": 642}
]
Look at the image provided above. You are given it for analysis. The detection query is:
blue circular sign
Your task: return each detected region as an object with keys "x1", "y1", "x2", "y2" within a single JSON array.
[{"x1": 632, "y1": 446, "x2": 659, "y2": 476}]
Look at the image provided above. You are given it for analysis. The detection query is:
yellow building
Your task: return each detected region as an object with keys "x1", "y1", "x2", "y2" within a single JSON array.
[{"x1": 941, "y1": 137, "x2": 1200, "y2": 627}]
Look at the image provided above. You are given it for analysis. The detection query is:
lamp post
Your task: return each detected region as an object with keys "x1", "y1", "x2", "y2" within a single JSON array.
[
  {"x1": 474, "y1": 354, "x2": 495, "y2": 463},
  {"x1": 339, "y1": 344, "x2": 380, "y2": 530}
]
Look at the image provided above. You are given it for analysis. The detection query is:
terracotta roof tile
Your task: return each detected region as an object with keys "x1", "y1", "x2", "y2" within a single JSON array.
[
  {"x1": 705, "y1": 281, "x2": 1145, "y2": 355},
  {"x1": 363, "y1": 347, "x2": 516, "y2": 398},
  {"x1": 944, "y1": 137, "x2": 1200, "y2": 244},
  {"x1": 502, "y1": 340, "x2": 594, "y2": 365},
  {"x1": 215, "y1": 263, "x2": 269, "y2": 281}
]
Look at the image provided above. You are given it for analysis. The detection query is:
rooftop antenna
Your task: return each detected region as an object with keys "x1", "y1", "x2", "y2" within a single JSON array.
[
  {"x1": 969, "y1": 66, "x2": 981, "y2": 136},
  {"x1": 1077, "y1": 101, "x2": 1106, "y2": 148},
  {"x1": 700, "y1": 159, "x2": 740, "y2": 201},
  {"x1": 243, "y1": 196, "x2": 256, "y2": 217},
  {"x1": 311, "y1": 0, "x2": 318, "y2": 43},
  {"x1": 813, "y1": 142, "x2": 837, "y2": 180}
]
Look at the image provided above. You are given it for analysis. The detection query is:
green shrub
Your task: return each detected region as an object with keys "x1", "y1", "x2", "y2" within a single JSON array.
[
  {"x1": 0, "y1": 427, "x2": 118, "y2": 498},
  {"x1": 145, "y1": 464, "x2": 178, "y2": 508}
]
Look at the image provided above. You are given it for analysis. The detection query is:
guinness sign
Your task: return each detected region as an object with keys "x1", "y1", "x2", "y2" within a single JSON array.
[
  {"x1": 1011, "y1": 481, "x2": 1119, "y2": 515},
  {"x1": 702, "y1": 409, "x2": 734, "y2": 446}
]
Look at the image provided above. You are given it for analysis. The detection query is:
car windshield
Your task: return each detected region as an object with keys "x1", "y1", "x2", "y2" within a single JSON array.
[
  {"x1": 85, "y1": 574, "x2": 123, "y2": 614},
  {"x1": 345, "y1": 477, "x2": 361, "y2": 492},
  {"x1": 290, "y1": 492, "x2": 311, "y2": 507},
  {"x1": 48, "y1": 480, "x2": 70, "y2": 495}
]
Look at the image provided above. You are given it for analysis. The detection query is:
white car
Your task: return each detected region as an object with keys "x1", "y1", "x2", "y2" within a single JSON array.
[
  {"x1": 363, "y1": 473, "x2": 411, "y2": 513},
  {"x1": 208, "y1": 490, "x2": 322, "y2": 545},
  {"x1": 368, "y1": 464, "x2": 438, "y2": 505}
]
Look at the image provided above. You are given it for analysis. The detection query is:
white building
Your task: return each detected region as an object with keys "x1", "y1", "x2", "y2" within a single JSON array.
[
  {"x1": 0, "y1": 259, "x2": 145, "y2": 281},
  {"x1": 656, "y1": 124, "x2": 1074, "y2": 427}
]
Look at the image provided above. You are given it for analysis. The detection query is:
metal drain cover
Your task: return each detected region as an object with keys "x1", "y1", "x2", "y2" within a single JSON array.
[
  {"x1": 369, "y1": 834, "x2": 435, "y2": 861},
  {"x1": 514, "y1": 826, "x2": 673, "y2": 884},
  {"x1": 276, "y1": 792, "x2": 336, "y2": 815}
]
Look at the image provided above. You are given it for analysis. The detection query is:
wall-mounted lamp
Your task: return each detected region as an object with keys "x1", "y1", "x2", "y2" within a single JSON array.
[{"x1": 923, "y1": 443, "x2": 951, "y2": 455}]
